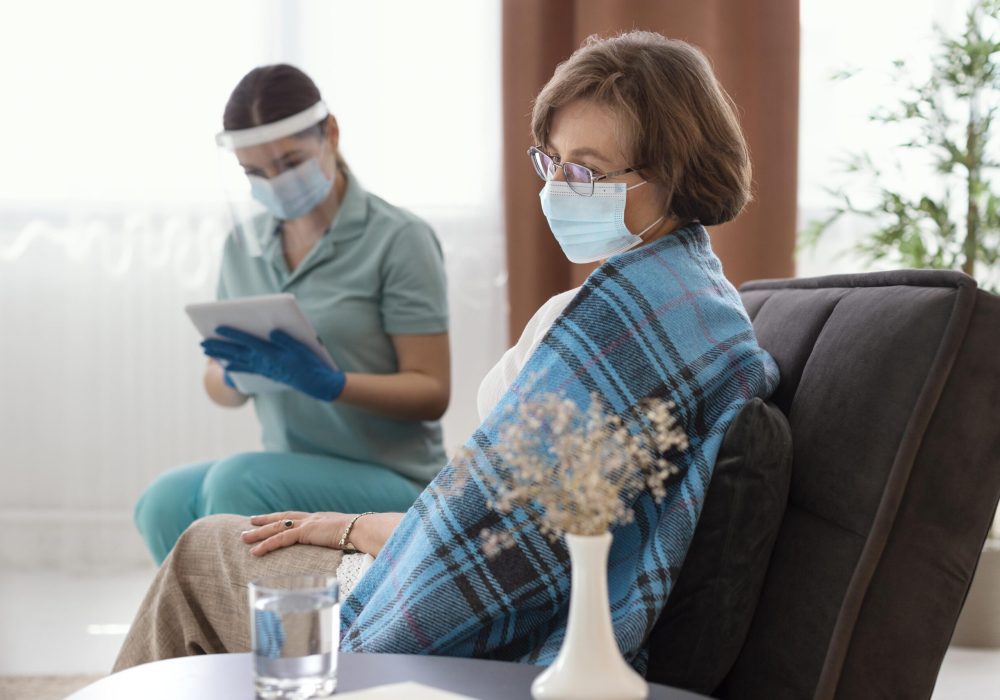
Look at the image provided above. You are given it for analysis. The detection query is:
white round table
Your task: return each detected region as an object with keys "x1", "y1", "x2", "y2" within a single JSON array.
[{"x1": 68, "y1": 652, "x2": 709, "y2": 699}]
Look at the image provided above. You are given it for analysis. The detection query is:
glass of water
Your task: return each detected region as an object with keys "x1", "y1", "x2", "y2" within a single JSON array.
[{"x1": 249, "y1": 575, "x2": 340, "y2": 700}]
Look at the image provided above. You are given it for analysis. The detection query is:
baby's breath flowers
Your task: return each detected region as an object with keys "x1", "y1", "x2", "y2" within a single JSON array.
[{"x1": 451, "y1": 391, "x2": 688, "y2": 557}]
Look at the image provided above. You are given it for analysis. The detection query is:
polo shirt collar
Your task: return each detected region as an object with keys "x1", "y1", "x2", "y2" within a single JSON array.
[
  {"x1": 258, "y1": 171, "x2": 369, "y2": 284},
  {"x1": 325, "y1": 170, "x2": 369, "y2": 242}
]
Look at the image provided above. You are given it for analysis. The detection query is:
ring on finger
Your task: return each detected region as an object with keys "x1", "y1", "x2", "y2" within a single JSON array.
[{"x1": 283, "y1": 519, "x2": 294, "y2": 529}]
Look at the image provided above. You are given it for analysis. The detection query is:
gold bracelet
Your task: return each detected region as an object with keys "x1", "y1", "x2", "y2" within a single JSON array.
[{"x1": 338, "y1": 512, "x2": 376, "y2": 553}]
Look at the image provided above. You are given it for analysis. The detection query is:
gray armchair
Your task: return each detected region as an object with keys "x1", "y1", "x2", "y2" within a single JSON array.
[{"x1": 712, "y1": 270, "x2": 1000, "y2": 699}]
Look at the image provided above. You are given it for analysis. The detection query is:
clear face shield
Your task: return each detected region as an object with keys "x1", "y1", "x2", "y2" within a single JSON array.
[{"x1": 215, "y1": 101, "x2": 334, "y2": 257}]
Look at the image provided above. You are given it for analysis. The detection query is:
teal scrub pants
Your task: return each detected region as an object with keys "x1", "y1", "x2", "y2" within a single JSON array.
[{"x1": 134, "y1": 451, "x2": 426, "y2": 565}]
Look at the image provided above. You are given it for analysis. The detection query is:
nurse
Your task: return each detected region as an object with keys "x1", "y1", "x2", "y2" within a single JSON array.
[{"x1": 134, "y1": 64, "x2": 451, "y2": 564}]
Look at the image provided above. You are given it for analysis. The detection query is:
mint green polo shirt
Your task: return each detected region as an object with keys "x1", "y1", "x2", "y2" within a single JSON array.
[{"x1": 216, "y1": 172, "x2": 448, "y2": 485}]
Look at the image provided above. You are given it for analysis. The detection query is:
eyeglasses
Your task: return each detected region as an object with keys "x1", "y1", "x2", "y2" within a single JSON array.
[{"x1": 527, "y1": 146, "x2": 645, "y2": 197}]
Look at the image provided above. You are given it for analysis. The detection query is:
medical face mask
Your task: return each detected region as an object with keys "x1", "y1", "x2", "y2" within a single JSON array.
[
  {"x1": 539, "y1": 180, "x2": 664, "y2": 264},
  {"x1": 247, "y1": 157, "x2": 334, "y2": 221}
]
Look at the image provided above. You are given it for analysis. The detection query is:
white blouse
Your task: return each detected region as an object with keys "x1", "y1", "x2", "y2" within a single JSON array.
[{"x1": 476, "y1": 287, "x2": 579, "y2": 421}]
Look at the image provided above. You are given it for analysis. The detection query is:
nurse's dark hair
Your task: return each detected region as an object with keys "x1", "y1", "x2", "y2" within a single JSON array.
[
  {"x1": 531, "y1": 31, "x2": 751, "y2": 226},
  {"x1": 224, "y1": 64, "x2": 347, "y2": 168}
]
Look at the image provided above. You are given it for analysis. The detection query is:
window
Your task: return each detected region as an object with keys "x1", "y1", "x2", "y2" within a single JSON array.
[{"x1": 798, "y1": 0, "x2": 972, "y2": 276}]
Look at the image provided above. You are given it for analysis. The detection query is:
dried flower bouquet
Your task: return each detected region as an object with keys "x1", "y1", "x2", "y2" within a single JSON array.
[{"x1": 449, "y1": 389, "x2": 688, "y2": 555}]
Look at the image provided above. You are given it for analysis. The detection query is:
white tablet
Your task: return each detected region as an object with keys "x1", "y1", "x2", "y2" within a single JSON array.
[{"x1": 185, "y1": 293, "x2": 337, "y2": 395}]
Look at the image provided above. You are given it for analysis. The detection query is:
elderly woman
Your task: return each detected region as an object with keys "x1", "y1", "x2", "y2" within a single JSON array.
[{"x1": 114, "y1": 30, "x2": 778, "y2": 672}]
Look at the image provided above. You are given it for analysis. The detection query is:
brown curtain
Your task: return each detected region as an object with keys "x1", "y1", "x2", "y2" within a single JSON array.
[{"x1": 502, "y1": 0, "x2": 799, "y2": 343}]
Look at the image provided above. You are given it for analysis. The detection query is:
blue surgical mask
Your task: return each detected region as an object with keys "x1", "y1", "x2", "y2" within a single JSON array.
[
  {"x1": 539, "y1": 180, "x2": 664, "y2": 264},
  {"x1": 248, "y1": 158, "x2": 334, "y2": 220}
]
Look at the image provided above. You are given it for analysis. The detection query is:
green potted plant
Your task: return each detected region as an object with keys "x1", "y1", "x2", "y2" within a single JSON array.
[
  {"x1": 803, "y1": 0, "x2": 999, "y2": 286},
  {"x1": 804, "y1": 0, "x2": 1000, "y2": 646}
]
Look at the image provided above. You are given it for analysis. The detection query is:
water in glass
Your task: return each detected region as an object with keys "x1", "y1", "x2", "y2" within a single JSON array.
[{"x1": 250, "y1": 576, "x2": 339, "y2": 700}]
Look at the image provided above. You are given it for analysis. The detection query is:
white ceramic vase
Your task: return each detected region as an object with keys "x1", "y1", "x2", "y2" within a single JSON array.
[{"x1": 531, "y1": 532, "x2": 648, "y2": 700}]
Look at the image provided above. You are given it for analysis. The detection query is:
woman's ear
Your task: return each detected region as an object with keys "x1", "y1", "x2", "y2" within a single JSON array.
[{"x1": 324, "y1": 114, "x2": 340, "y2": 152}]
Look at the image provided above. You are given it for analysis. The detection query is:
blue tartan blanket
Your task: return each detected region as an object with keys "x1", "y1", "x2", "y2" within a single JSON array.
[{"x1": 339, "y1": 224, "x2": 779, "y2": 670}]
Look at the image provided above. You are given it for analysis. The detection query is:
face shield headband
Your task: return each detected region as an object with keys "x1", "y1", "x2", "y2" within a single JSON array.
[{"x1": 215, "y1": 101, "x2": 330, "y2": 149}]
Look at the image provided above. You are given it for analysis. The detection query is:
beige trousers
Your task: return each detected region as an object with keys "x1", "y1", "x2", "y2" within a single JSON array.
[{"x1": 113, "y1": 514, "x2": 343, "y2": 672}]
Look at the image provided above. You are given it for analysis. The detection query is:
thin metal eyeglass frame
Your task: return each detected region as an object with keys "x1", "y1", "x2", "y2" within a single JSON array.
[{"x1": 527, "y1": 146, "x2": 645, "y2": 196}]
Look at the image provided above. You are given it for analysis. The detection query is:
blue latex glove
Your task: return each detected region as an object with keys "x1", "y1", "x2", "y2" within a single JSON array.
[
  {"x1": 201, "y1": 326, "x2": 346, "y2": 402},
  {"x1": 222, "y1": 370, "x2": 239, "y2": 391},
  {"x1": 208, "y1": 358, "x2": 242, "y2": 393}
]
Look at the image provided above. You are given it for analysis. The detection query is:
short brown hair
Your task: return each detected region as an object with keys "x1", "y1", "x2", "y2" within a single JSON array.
[{"x1": 531, "y1": 31, "x2": 751, "y2": 226}]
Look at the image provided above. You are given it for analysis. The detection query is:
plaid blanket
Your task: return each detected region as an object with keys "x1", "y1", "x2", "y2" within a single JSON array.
[{"x1": 340, "y1": 224, "x2": 779, "y2": 670}]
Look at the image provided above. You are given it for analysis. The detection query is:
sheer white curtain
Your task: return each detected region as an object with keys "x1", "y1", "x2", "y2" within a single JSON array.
[
  {"x1": 798, "y1": 0, "x2": 973, "y2": 277},
  {"x1": 0, "y1": 0, "x2": 505, "y2": 570}
]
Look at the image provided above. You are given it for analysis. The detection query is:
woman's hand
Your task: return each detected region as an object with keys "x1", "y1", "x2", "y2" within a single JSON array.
[
  {"x1": 241, "y1": 511, "x2": 405, "y2": 557},
  {"x1": 204, "y1": 359, "x2": 250, "y2": 408},
  {"x1": 241, "y1": 511, "x2": 352, "y2": 556}
]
